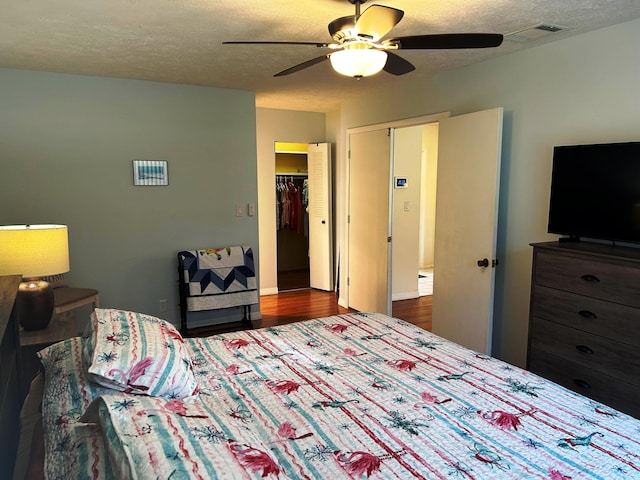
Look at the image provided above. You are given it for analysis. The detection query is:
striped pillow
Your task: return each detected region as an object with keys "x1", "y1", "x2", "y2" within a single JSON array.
[{"x1": 83, "y1": 308, "x2": 198, "y2": 398}]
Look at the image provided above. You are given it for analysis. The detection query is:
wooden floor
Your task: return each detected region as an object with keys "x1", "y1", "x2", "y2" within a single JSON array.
[
  {"x1": 257, "y1": 288, "x2": 432, "y2": 331},
  {"x1": 391, "y1": 295, "x2": 433, "y2": 331},
  {"x1": 277, "y1": 269, "x2": 310, "y2": 291}
]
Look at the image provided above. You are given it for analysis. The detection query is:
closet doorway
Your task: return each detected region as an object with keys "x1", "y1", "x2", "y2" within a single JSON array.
[
  {"x1": 275, "y1": 142, "x2": 333, "y2": 292},
  {"x1": 276, "y1": 149, "x2": 308, "y2": 290}
]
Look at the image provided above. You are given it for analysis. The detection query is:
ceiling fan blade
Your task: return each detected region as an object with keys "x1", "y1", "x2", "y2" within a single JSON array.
[
  {"x1": 274, "y1": 55, "x2": 329, "y2": 77},
  {"x1": 328, "y1": 15, "x2": 356, "y2": 39},
  {"x1": 355, "y1": 4, "x2": 404, "y2": 41},
  {"x1": 387, "y1": 33, "x2": 504, "y2": 49},
  {"x1": 223, "y1": 41, "x2": 330, "y2": 48},
  {"x1": 383, "y1": 51, "x2": 415, "y2": 76}
]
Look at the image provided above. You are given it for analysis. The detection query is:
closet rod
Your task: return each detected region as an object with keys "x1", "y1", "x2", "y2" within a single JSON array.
[{"x1": 276, "y1": 172, "x2": 308, "y2": 177}]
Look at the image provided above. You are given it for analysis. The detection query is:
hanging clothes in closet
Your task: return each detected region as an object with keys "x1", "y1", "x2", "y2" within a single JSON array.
[
  {"x1": 276, "y1": 175, "x2": 308, "y2": 235},
  {"x1": 302, "y1": 178, "x2": 309, "y2": 237}
]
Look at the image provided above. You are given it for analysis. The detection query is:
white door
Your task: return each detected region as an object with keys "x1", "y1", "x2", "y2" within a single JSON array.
[
  {"x1": 348, "y1": 129, "x2": 392, "y2": 314},
  {"x1": 431, "y1": 108, "x2": 503, "y2": 354},
  {"x1": 307, "y1": 143, "x2": 333, "y2": 291}
]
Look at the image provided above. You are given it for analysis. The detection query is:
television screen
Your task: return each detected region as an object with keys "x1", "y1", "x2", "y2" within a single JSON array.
[{"x1": 548, "y1": 141, "x2": 640, "y2": 243}]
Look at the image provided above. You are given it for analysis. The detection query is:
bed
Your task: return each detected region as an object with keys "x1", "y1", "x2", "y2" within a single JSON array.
[{"x1": 16, "y1": 307, "x2": 640, "y2": 479}]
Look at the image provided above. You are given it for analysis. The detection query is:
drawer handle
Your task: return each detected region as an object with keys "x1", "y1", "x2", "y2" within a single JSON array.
[
  {"x1": 576, "y1": 344, "x2": 594, "y2": 355},
  {"x1": 578, "y1": 310, "x2": 597, "y2": 319},
  {"x1": 580, "y1": 274, "x2": 600, "y2": 283},
  {"x1": 573, "y1": 378, "x2": 592, "y2": 389}
]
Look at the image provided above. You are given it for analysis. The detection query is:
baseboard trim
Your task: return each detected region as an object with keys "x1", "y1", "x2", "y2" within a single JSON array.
[
  {"x1": 392, "y1": 291, "x2": 420, "y2": 301},
  {"x1": 260, "y1": 287, "x2": 279, "y2": 296}
]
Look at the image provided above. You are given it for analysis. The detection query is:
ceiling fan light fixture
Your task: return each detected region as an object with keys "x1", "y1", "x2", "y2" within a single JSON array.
[
  {"x1": 330, "y1": 47, "x2": 387, "y2": 78},
  {"x1": 224, "y1": 1, "x2": 503, "y2": 78}
]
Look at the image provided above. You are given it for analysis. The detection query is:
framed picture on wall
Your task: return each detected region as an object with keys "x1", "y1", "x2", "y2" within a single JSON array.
[{"x1": 133, "y1": 160, "x2": 169, "y2": 186}]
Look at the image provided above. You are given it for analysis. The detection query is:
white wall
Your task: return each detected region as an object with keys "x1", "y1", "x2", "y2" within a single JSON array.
[
  {"x1": 0, "y1": 69, "x2": 258, "y2": 327},
  {"x1": 255, "y1": 108, "x2": 326, "y2": 295},
  {"x1": 333, "y1": 18, "x2": 640, "y2": 367},
  {"x1": 392, "y1": 125, "x2": 422, "y2": 299},
  {"x1": 419, "y1": 124, "x2": 438, "y2": 269}
]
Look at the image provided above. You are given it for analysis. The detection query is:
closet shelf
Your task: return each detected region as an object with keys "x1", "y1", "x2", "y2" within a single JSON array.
[{"x1": 276, "y1": 172, "x2": 308, "y2": 176}]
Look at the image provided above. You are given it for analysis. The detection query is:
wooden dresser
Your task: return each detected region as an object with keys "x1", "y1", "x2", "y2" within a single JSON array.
[
  {"x1": 528, "y1": 241, "x2": 640, "y2": 418},
  {"x1": 0, "y1": 275, "x2": 23, "y2": 475}
]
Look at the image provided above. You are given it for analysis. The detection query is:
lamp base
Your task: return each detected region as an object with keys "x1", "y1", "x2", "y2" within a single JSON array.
[{"x1": 16, "y1": 278, "x2": 54, "y2": 330}]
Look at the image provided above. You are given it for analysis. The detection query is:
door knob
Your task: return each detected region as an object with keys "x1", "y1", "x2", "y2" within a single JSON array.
[{"x1": 477, "y1": 258, "x2": 498, "y2": 268}]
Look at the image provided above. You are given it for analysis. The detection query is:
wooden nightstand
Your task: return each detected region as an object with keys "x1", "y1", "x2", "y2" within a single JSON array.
[{"x1": 19, "y1": 311, "x2": 78, "y2": 396}]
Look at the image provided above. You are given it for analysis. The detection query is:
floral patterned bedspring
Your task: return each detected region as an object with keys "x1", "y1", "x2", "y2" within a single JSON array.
[{"x1": 41, "y1": 313, "x2": 640, "y2": 479}]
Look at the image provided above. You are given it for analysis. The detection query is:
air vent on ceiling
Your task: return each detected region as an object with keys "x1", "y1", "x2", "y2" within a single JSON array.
[{"x1": 505, "y1": 23, "x2": 567, "y2": 42}]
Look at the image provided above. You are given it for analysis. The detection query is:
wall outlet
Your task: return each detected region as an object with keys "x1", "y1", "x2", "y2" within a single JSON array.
[
  {"x1": 248, "y1": 203, "x2": 255, "y2": 216},
  {"x1": 159, "y1": 299, "x2": 168, "y2": 312}
]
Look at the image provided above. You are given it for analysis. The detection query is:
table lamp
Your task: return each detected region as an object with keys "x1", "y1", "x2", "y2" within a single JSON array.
[{"x1": 0, "y1": 224, "x2": 69, "y2": 330}]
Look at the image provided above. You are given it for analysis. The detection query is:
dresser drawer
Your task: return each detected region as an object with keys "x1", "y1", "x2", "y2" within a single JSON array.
[
  {"x1": 535, "y1": 251, "x2": 640, "y2": 307},
  {"x1": 530, "y1": 317, "x2": 640, "y2": 386},
  {"x1": 531, "y1": 285, "x2": 640, "y2": 347},
  {"x1": 529, "y1": 348, "x2": 640, "y2": 418}
]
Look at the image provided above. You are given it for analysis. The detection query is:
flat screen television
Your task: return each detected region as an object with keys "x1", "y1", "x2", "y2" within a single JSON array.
[{"x1": 548, "y1": 141, "x2": 640, "y2": 244}]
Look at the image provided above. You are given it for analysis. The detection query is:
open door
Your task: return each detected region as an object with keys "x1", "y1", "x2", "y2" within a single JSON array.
[
  {"x1": 307, "y1": 143, "x2": 333, "y2": 291},
  {"x1": 347, "y1": 129, "x2": 392, "y2": 314},
  {"x1": 431, "y1": 107, "x2": 503, "y2": 354}
]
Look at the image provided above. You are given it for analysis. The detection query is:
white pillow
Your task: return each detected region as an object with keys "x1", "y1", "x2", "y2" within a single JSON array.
[{"x1": 83, "y1": 308, "x2": 198, "y2": 398}]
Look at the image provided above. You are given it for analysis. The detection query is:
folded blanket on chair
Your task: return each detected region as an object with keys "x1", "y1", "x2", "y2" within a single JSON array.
[{"x1": 178, "y1": 246, "x2": 258, "y2": 311}]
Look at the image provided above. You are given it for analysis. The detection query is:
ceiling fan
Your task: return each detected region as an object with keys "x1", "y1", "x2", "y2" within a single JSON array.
[{"x1": 223, "y1": 0, "x2": 503, "y2": 78}]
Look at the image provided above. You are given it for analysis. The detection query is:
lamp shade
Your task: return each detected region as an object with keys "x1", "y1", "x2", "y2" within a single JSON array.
[
  {"x1": 330, "y1": 46, "x2": 388, "y2": 78},
  {"x1": 0, "y1": 224, "x2": 69, "y2": 278}
]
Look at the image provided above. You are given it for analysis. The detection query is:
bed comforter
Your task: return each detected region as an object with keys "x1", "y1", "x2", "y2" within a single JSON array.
[{"x1": 40, "y1": 313, "x2": 640, "y2": 479}]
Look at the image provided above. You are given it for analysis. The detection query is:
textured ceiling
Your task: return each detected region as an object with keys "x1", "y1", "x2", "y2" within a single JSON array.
[{"x1": 2, "y1": 0, "x2": 640, "y2": 112}]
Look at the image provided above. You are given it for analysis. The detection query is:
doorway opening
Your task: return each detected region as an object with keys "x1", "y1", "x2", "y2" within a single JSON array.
[
  {"x1": 275, "y1": 143, "x2": 310, "y2": 291},
  {"x1": 392, "y1": 123, "x2": 439, "y2": 302},
  {"x1": 345, "y1": 108, "x2": 503, "y2": 354},
  {"x1": 340, "y1": 113, "x2": 449, "y2": 314}
]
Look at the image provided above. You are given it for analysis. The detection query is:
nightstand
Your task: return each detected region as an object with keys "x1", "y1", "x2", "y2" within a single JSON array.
[{"x1": 19, "y1": 311, "x2": 78, "y2": 397}]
